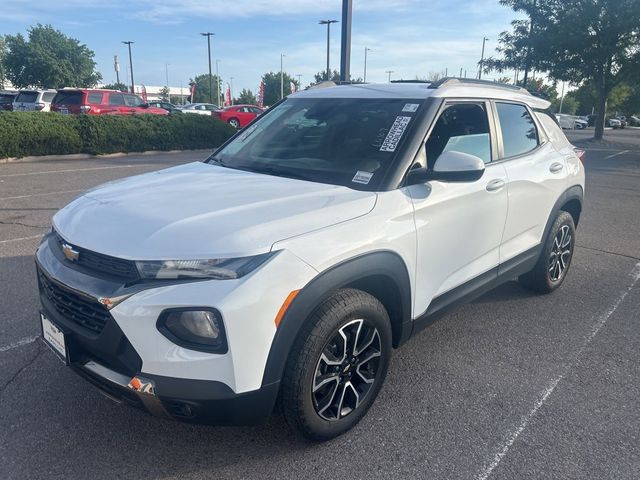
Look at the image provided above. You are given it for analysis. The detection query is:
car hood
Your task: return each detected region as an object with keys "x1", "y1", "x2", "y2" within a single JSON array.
[{"x1": 53, "y1": 162, "x2": 377, "y2": 259}]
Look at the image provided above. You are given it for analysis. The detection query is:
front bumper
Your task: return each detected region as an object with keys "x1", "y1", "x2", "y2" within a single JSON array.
[{"x1": 35, "y1": 230, "x2": 316, "y2": 425}]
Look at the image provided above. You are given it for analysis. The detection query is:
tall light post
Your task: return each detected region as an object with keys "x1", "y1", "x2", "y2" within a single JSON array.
[
  {"x1": 385, "y1": 70, "x2": 394, "y2": 82},
  {"x1": 319, "y1": 20, "x2": 338, "y2": 81},
  {"x1": 215, "y1": 59, "x2": 221, "y2": 107},
  {"x1": 478, "y1": 36, "x2": 489, "y2": 80},
  {"x1": 339, "y1": 0, "x2": 353, "y2": 83},
  {"x1": 165, "y1": 63, "x2": 170, "y2": 100},
  {"x1": 200, "y1": 32, "x2": 215, "y2": 104},
  {"x1": 296, "y1": 74, "x2": 302, "y2": 90},
  {"x1": 280, "y1": 53, "x2": 286, "y2": 100},
  {"x1": 363, "y1": 47, "x2": 371, "y2": 83},
  {"x1": 121, "y1": 41, "x2": 134, "y2": 93}
]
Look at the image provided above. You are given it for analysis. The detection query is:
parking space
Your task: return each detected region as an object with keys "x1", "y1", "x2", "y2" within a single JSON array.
[{"x1": 1, "y1": 145, "x2": 639, "y2": 479}]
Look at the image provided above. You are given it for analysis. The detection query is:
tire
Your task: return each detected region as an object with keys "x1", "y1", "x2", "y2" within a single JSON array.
[
  {"x1": 519, "y1": 211, "x2": 576, "y2": 294},
  {"x1": 228, "y1": 118, "x2": 240, "y2": 128},
  {"x1": 280, "y1": 288, "x2": 392, "y2": 441}
]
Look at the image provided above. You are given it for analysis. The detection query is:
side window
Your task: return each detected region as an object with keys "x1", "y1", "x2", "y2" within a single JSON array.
[
  {"x1": 196, "y1": 105, "x2": 205, "y2": 110},
  {"x1": 42, "y1": 92, "x2": 57, "y2": 102},
  {"x1": 88, "y1": 93, "x2": 103, "y2": 104},
  {"x1": 496, "y1": 102, "x2": 539, "y2": 158},
  {"x1": 425, "y1": 103, "x2": 492, "y2": 167},
  {"x1": 124, "y1": 94, "x2": 144, "y2": 107},
  {"x1": 109, "y1": 93, "x2": 125, "y2": 106}
]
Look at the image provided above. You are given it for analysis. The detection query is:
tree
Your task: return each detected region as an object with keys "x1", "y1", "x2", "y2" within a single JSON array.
[
  {"x1": 3, "y1": 24, "x2": 101, "y2": 88},
  {"x1": 490, "y1": 0, "x2": 640, "y2": 139},
  {"x1": 235, "y1": 88, "x2": 257, "y2": 105},
  {"x1": 190, "y1": 73, "x2": 222, "y2": 105},
  {"x1": 102, "y1": 82, "x2": 128, "y2": 92},
  {"x1": 551, "y1": 95, "x2": 579, "y2": 115},
  {"x1": 0, "y1": 36, "x2": 6, "y2": 89},
  {"x1": 261, "y1": 72, "x2": 299, "y2": 106},
  {"x1": 314, "y1": 69, "x2": 341, "y2": 83},
  {"x1": 159, "y1": 86, "x2": 170, "y2": 101}
]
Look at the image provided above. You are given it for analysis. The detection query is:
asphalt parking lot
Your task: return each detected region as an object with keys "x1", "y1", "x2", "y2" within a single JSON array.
[{"x1": 1, "y1": 138, "x2": 639, "y2": 480}]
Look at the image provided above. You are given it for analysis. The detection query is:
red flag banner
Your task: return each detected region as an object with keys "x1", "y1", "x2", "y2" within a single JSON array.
[
  {"x1": 190, "y1": 83, "x2": 196, "y2": 103},
  {"x1": 225, "y1": 83, "x2": 232, "y2": 107}
]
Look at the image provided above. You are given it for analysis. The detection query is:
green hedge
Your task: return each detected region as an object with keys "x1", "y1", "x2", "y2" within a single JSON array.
[{"x1": 0, "y1": 112, "x2": 236, "y2": 158}]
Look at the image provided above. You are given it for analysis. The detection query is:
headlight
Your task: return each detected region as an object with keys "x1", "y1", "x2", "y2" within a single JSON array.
[
  {"x1": 135, "y1": 252, "x2": 275, "y2": 280},
  {"x1": 157, "y1": 309, "x2": 227, "y2": 353}
]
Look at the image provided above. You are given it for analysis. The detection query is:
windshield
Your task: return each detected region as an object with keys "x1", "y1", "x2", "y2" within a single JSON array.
[{"x1": 207, "y1": 97, "x2": 424, "y2": 190}]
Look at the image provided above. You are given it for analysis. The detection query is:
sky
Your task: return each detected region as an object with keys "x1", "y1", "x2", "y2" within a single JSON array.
[{"x1": 2, "y1": 0, "x2": 520, "y2": 95}]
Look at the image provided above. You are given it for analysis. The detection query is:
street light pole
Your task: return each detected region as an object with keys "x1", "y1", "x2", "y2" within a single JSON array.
[
  {"x1": 165, "y1": 64, "x2": 170, "y2": 100},
  {"x1": 319, "y1": 20, "x2": 338, "y2": 81},
  {"x1": 296, "y1": 74, "x2": 302, "y2": 90},
  {"x1": 200, "y1": 32, "x2": 215, "y2": 104},
  {"x1": 385, "y1": 70, "x2": 394, "y2": 82},
  {"x1": 339, "y1": 0, "x2": 353, "y2": 83},
  {"x1": 364, "y1": 47, "x2": 371, "y2": 83},
  {"x1": 215, "y1": 60, "x2": 221, "y2": 107},
  {"x1": 478, "y1": 37, "x2": 489, "y2": 80},
  {"x1": 121, "y1": 41, "x2": 134, "y2": 93},
  {"x1": 280, "y1": 53, "x2": 286, "y2": 100}
]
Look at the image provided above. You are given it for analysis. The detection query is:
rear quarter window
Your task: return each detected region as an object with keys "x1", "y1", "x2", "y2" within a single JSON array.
[
  {"x1": 496, "y1": 102, "x2": 539, "y2": 158},
  {"x1": 88, "y1": 92, "x2": 104, "y2": 104},
  {"x1": 535, "y1": 111, "x2": 571, "y2": 150},
  {"x1": 42, "y1": 92, "x2": 56, "y2": 102}
]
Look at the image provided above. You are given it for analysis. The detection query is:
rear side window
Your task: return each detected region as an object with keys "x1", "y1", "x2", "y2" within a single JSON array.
[
  {"x1": 88, "y1": 92, "x2": 104, "y2": 104},
  {"x1": 16, "y1": 92, "x2": 38, "y2": 103},
  {"x1": 42, "y1": 92, "x2": 56, "y2": 102},
  {"x1": 108, "y1": 93, "x2": 125, "y2": 106},
  {"x1": 535, "y1": 111, "x2": 571, "y2": 149},
  {"x1": 425, "y1": 103, "x2": 492, "y2": 166},
  {"x1": 496, "y1": 102, "x2": 539, "y2": 158},
  {"x1": 53, "y1": 91, "x2": 82, "y2": 105}
]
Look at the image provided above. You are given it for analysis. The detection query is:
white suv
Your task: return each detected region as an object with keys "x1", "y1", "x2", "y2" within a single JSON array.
[
  {"x1": 12, "y1": 89, "x2": 57, "y2": 111},
  {"x1": 37, "y1": 79, "x2": 585, "y2": 440}
]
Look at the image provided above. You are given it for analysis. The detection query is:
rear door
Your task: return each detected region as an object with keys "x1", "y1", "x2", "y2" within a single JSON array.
[
  {"x1": 493, "y1": 101, "x2": 569, "y2": 264},
  {"x1": 13, "y1": 91, "x2": 38, "y2": 111}
]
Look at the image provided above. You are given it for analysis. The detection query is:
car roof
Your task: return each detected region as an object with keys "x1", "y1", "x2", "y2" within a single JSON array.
[{"x1": 292, "y1": 79, "x2": 550, "y2": 110}]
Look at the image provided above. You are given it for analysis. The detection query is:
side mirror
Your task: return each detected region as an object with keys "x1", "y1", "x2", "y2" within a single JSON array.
[
  {"x1": 141, "y1": 103, "x2": 149, "y2": 109},
  {"x1": 432, "y1": 150, "x2": 485, "y2": 182}
]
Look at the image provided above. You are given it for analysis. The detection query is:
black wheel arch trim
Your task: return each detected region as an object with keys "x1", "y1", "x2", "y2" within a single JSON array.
[
  {"x1": 260, "y1": 250, "x2": 412, "y2": 387},
  {"x1": 543, "y1": 185, "x2": 583, "y2": 243}
]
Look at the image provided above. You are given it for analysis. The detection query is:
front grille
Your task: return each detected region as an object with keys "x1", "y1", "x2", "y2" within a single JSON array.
[
  {"x1": 38, "y1": 270, "x2": 111, "y2": 335},
  {"x1": 54, "y1": 231, "x2": 139, "y2": 282}
]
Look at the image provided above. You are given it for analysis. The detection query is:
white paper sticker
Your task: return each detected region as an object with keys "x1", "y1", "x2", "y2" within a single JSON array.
[
  {"x1": 402, "y1": 103, "x2": 419, "y2": 113},
  {"x1": 352, "y1": 171, "x2": 374, "y2": 185},
  {"x1": 380, "y1": 116, "x2": 411, "y2": 152}
]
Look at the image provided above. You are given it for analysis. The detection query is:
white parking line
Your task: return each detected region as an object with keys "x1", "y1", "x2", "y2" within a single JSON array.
[
  {"x1": 0, "y1": 164, "x2": 145, "y2": 178},
  {"x1": 0, "y1": 189, "x2": 85, "y2": 201},
  {"x1": 0, "y1": 234, "x2": 43, "y2": 244},
  {"x1": 0, "y1": 335, "x2": 39, "y2": 353},
  {"x1": 475, "y1": 262, "x2": 640, "y2": 480},
  {"x1": 604, "y1": 150, "x2": 629, "y2": 159}
]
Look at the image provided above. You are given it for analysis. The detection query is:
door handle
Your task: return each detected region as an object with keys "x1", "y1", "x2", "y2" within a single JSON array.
[
  {"x1": 486, "y1": 179, "x2": 506, "y2": 192},
  {"x1": 549, "y1": 162, "x2": 564, "y2": 173}
]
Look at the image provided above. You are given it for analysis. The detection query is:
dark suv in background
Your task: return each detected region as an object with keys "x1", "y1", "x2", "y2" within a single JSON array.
[
  {"x1": 51, "y1": 89, "x2": 168, "y2": 115},
  {"x1": 0, "y1": 91, "x2": 18, "y2": 111}
]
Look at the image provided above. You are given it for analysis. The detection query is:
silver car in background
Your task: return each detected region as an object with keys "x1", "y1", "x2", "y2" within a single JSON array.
[{"x1": 12, "y1": 89, "x2": 57, "y2": 112}]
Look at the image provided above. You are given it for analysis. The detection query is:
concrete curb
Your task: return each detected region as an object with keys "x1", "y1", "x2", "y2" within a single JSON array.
[{"x1": 0, "y1": 149, "x2": 213, "y2": 164}]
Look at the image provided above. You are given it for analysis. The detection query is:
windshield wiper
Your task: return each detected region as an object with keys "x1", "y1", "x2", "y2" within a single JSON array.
[{"x1": 251, "y1": 165, "x2": 314, "y2": 182}]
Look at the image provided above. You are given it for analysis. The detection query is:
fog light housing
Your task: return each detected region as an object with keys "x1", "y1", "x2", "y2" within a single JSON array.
[{"x1": 157, "y1": 308, "x2": 227, "y2": 353}]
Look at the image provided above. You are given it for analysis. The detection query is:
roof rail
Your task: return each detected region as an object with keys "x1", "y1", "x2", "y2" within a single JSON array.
[
  {"x1": 429, "y1": 77, "x2": 529, "y2": 94},
  {"x1": 390, "y1": 80, "x2": 431, "y2": 84}
]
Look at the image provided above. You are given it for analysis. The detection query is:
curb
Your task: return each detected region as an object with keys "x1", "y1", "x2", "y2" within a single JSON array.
[{"x1": 0, "y1": 149, "x2": 213, "y2": 164}]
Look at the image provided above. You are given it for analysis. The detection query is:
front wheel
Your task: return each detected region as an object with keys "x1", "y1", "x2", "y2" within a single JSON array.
[
  {"x1": 280, "y1": 289, "x2": 392, "y2": 441},
  {"x1": 228, "y1": 118, "x2": 240, "y2": 128},
  {"x1": 519, "y1": 211, "x2": 575, "y2": 293}
]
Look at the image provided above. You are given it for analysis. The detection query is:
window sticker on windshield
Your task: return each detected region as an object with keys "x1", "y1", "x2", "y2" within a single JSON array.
[
  {"x1": 352, "y1": 171, "x2": 374, "y2": 185},
  {"x1": 380, "y1": 116, "x2": 411, "y2": 152},
  {"x1": 402, "y1": 103, "x2": 419, "y2": 113}
]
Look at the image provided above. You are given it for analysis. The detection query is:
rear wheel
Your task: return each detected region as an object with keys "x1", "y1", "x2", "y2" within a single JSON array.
[
  {"x1": 228, "y1": 118, "x2": 240, "y2": 128},
  {"x1": 280, "y1": 289, "x2": 392, "y2": 441},
  {"x1": 519, "y1": 211, "x2": 575, "y2": 293}
]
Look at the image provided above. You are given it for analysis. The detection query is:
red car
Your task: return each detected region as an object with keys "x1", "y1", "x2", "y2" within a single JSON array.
[
  {"x1": 51, "y1": 89, "x2": 168, "y2": 115},
  {"x1": 214, "y1": 104, "x2": 263, "y2": 128}
]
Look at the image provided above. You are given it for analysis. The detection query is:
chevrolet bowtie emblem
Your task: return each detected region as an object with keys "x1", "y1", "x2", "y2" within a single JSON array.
[{"x1": 62, "y1": 243, "x2": 80, "y2": 262}]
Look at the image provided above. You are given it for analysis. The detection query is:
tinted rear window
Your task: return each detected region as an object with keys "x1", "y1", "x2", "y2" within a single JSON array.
[
  {"x1": 0, "y1": 94, "x2": 16, "y2": 104},
  {"x1": 88, "y1": 92, "x2": 104, "y2": 104},
  {"x1": 16, "y1": 92, "x2": 38, "y2": 103},
  {"x1": 109, "y1": 93, "x2": 125, "y2": 106},
  {"x1": 53, "y1": 91, "x2": 83, "y2": 105}
]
